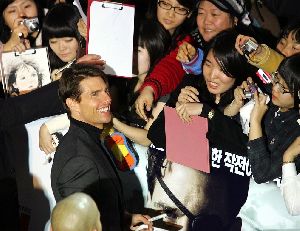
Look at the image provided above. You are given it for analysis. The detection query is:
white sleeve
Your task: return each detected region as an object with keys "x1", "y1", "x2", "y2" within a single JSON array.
[
  {"x1": 44, "y1": 113, "x2": 70, "y2": 134},
  {"x1": 281, "y1": 163, "x2": 300, "y2": 216}
]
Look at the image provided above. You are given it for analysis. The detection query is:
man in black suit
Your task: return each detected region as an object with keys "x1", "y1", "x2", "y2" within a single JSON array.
[{"x1": 51, "y1": 64, "x2": 152, "y2": 231}]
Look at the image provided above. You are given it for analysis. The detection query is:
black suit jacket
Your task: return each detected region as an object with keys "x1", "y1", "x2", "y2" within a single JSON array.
[
  {"x1": 51, "y1": 120, "x2": 125, "y2": 231},
  {"x1": 0, "y1": 81, "x2": 64, "y2": 180}
]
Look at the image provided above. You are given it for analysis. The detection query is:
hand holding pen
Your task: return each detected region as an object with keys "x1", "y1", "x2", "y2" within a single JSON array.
[
  {"x1": 133, "y1": 209, "x2": 177, "y2": 231},
  {"x1": 135, "y1": 213, "x2": 168, "y2": 231},
  {"x1": 53, "y1": 58, "x2": 76, "y2": 76}
]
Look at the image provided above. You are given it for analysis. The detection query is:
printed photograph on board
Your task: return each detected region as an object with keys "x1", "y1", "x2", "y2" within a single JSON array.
[{"x1": 1, "y1": 47, "x2": 51, "y2": 96}]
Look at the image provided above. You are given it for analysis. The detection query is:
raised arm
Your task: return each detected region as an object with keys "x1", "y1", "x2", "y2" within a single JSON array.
[
  {"x1": 0, "y1": 81, "x2": 65, "y2": 130},
  {"x1": 113, "y1": 102, "x2": 165, "y2": 147},
  {"x1": 135, "y1": 35, "x2": 193, "y2": 120}
]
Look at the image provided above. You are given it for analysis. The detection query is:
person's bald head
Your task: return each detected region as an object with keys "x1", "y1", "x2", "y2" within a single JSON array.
[{"x1": 51, "y1": 192, "x2": 102, "y2": 231}]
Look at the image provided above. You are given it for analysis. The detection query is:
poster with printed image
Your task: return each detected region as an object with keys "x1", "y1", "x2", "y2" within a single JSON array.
[{"x1": 1, "y1": 47, "x2": 51, "y2": 96}]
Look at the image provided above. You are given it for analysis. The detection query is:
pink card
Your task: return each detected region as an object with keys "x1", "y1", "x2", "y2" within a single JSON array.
[{"x1": 164, "y1": 106, "x2": 210, "y2": 173}]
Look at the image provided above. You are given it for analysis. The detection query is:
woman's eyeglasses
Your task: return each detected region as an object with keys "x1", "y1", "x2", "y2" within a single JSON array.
[
  {"x1": 157, "y1": 0, "x2": 190, "y2": 15},
  {"x1": 271, "y1": 71, "x2": 291, "y2": 94}
]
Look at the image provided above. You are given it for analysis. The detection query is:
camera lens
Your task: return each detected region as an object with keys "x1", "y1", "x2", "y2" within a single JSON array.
[
  {"x1": 243, "y1": 89, "x2": 253, "y2": 99},
  {"x1": 29, "y1": 22, "x2": 39, "y2": 32}
]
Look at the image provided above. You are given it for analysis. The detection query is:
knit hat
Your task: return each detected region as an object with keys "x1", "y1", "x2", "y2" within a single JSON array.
[{"x1": 207, "y1": 0, "x2": 251, "y2": 26}]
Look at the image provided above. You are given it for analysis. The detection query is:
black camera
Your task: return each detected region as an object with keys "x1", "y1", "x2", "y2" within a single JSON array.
[
  {"x1": 241, "y1": 39, "x2": 258, "y2": 56},
  {"x1": 22, "y1": 17, "x2": 39, "y2": 33}
]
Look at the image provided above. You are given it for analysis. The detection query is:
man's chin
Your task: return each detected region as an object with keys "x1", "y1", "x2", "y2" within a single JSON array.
[{"x1": 102, "y1": 115, "x2": 112, "y2": 124}]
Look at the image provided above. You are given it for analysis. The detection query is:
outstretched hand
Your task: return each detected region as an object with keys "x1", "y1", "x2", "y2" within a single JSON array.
[
  {"x1": 177, "y1": 86, "x2": 199, "y2": 105},
  {"x1": 135, "y1": 86, "x2": 154, "y2": 121},
  {"x1": 76, "y1": 54, "x2": 106, "y2": 69},
  {"x1": 39, "y1": 124, "x2": 56, "y2": 154},
  {"x1": 176, "y1": 41, "x2": 196, "y2": 63},
  {"x1": 130, "y1": 214, "x2": 153, "y2": 231}
]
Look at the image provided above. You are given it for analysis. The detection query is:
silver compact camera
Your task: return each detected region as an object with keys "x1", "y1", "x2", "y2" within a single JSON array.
[
  {"x1": 243, "y1": 82, "x2": 257, "y2": 99},
  {"x1": 22, "y1": 17, "x2": 39, "y2": 33},
  {"x1": 241, "y1": 39, "x2": 258, "y2": 56}
]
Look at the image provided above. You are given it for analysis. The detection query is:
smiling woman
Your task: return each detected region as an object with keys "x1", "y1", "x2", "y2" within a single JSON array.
[{"x1": 145, "y1": 30, "x2": 256, "y2": 230}]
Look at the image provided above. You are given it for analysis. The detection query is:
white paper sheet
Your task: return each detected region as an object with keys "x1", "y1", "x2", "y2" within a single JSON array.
[{"x1": 87, "y1": 1, "x2": 135, "y2": 77}]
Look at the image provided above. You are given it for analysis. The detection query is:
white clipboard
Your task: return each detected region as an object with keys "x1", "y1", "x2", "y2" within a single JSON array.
[
  {"x1": 1, "y1": 47, "x2": 51, "y2": 96},
  {"x1": 87, "y1": 0, "x2": 135, "y2": 77}
]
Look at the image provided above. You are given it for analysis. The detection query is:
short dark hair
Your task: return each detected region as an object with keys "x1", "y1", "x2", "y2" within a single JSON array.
[
  {"x1": 278, "y1": 53, "x2": 300, "y2": 110},
  {"x1": 59, "y1": 64, "x2": 108, "y2": 114},
  {"x1": 280, "y1": 22, "x2": 300, "y2": 44}
]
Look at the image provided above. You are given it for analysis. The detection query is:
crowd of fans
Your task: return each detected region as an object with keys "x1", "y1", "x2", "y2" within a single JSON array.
[{"x1": 1, "y1": 0, "x2": 300, "y2": 230}]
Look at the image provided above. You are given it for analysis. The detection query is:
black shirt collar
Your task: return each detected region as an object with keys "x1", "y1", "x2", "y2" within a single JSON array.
[{"x1": 70, "y1": 117, "x2": 103, "y2": 143}]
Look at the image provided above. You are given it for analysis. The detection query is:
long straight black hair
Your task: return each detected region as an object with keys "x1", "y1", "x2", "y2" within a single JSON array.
[
  {"x1": 42, "y1": 3, "x2": 84, "y2": 70},
  {"x1": 138, "y1": 19, "x2": 171, "y2": 71},
  {"x1": 146, "y1": 0, "x2": 197, "y2": 49}
]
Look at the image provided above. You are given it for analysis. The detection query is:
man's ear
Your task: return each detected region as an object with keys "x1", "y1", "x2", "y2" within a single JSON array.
[{"x1": 66, "y1": 98, "x2": 80, "y2": 114}]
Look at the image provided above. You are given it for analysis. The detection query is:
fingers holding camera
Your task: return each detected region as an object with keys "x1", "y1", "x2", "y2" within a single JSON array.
[
  {"x1": 240, "y1": 77, "x2": 254, "y2": 93},
  {"x1": 235, "y1": 34, "x2": 257, "y2": 55},
  {"x1": 224, "y1": 85, "x2": 245, "y2": 116},
  {"x1": 3, "y1": 27, "x2": 29, "y2": 52},
  {"x1": 250, "y1": 92, "x2": 268, "y2": 123},
  {"x1": 234, "y1": 85, "x2": 246, "y2": 103}
]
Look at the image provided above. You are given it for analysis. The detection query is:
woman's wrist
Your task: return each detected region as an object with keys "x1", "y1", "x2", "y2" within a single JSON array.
[
  {"x1": 283, "y1": 152, "x2": 296, "y2": 164},
  {"x1": 282, "y1": 160, "x2": 294, "y2": 165},
  {"x1": 143, "y1": 86, "x2": 154, "y2": 94},
  {"x1": 224, "y1": 99, "x2": 243, "y2": 116},
  {"x1": 3, "y1": 42, "x2": 13, "y2": 52}
]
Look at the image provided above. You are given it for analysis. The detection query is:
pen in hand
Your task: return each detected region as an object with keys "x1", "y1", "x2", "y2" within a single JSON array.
[
  {"x1": 54, "y1": 58, "x2": 76, "y2": 76},
  {"x1": 135, "y1": 213, "x2": 168, "y2": 231}
]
